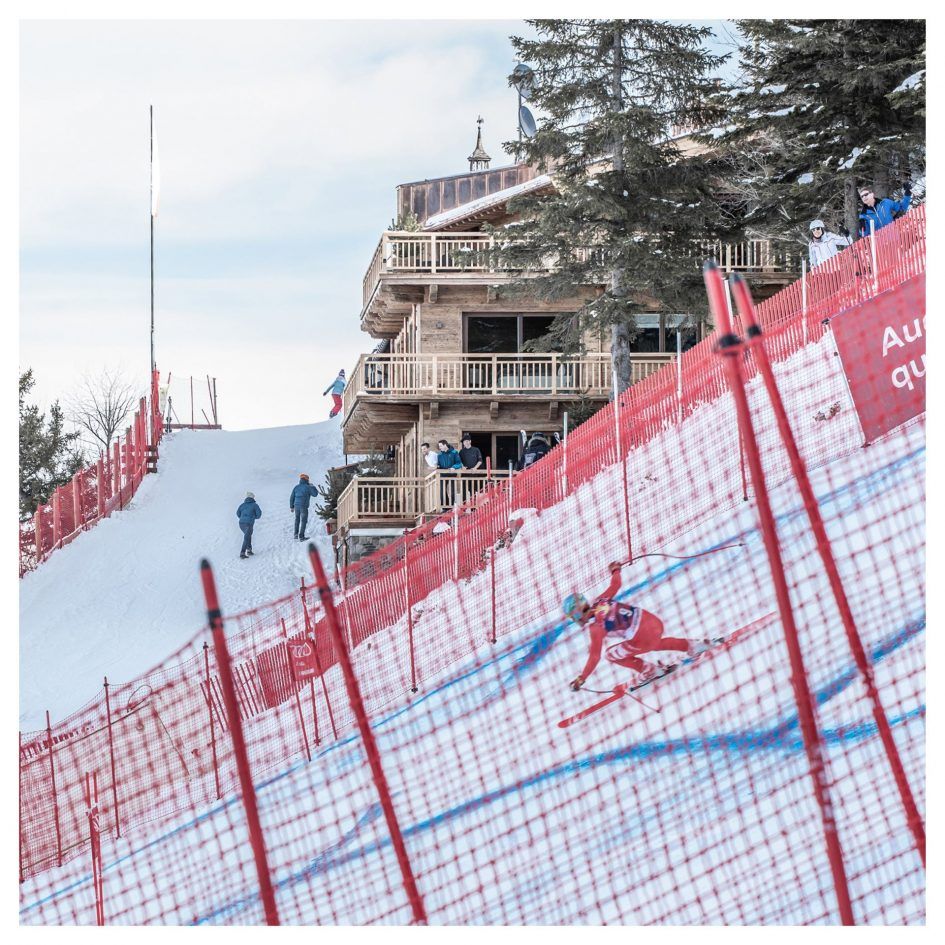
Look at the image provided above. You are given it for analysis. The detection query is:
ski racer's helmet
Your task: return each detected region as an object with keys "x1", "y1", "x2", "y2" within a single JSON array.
[
  {"x1": 809, "y1": 219, "x2": 826, "y2": 232},
  {"x1": 563, "y1": 592, "x2": 589, "y2": 619}
]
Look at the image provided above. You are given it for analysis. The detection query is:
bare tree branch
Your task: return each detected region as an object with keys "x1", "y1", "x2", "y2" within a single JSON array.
[{"x1": 66, "y1": 368, "x2": 138, "y2": 456}]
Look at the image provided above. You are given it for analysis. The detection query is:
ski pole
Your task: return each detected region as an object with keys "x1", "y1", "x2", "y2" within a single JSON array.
[{"x1": 616, "y1": 542, "x2": 744, "y2": 566}]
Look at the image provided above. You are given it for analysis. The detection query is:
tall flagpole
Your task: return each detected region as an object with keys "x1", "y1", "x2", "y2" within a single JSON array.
[{"x1": 149, "y1": 106, "x2": 155, "y2": 379}]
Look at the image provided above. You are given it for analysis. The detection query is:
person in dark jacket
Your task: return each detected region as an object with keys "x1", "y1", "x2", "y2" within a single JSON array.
[
  {"x1": 289, "y1": 473, "x2": 318, "y2": 540},
  {"x1": 436, "y1": 439, "x2": 462, "y2": 509},
  {"x1": 858, "y1": 183, "x2": 912, "y2": 236},
  {"x1": 236, "y1": 492, "x2": 262, "y2": 559},
  {"x1": 518, "y1": 432, "x2": 551, "y2": 470},
  {"x1": 459, "y1": 434, "x2": 483, "y2": 471}
]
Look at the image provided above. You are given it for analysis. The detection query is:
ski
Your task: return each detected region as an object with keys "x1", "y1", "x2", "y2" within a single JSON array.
[
  {"x1": 557, "y1": 684, "x2": 629, "y2": 729},
  {"x1": 557, "y1": 637, "x2": 726, "y2": 728}
]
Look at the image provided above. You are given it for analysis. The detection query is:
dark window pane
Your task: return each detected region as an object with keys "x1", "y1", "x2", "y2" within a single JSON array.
[
  {"x1": 466, "y1": 317, "x2": 518, "y2": 353},
  {"x1": 521, "y1": 315, "x2": 557, "y2": 348},
  {"x1": 630, "y1": 327, "x2": 661, "y2": 353}
]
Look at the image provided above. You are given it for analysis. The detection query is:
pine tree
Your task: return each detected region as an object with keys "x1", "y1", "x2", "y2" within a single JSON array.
[
  {"x1": 497, "y1": 19, "x2": 727, "y2": 391},
  {"x1": 19, "y1": 369, "x2": 85, "y2": 521},
  {"x1": 717, "y1": 20, "x2": 925, "y2": 240},
  {"x1": 314, "y1": 452, "x2": 395, "y2": 524}
]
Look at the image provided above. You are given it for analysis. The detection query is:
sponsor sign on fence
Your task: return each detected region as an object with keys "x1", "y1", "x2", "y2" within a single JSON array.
[{"x1": 830, "y1": 274, "x2": 926, "y2": 444}]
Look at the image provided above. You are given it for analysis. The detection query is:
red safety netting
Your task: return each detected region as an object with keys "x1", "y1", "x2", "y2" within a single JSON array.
[
  {"x1": 20, "y1": 371, "x2": 165, "y2": 577},
  {"x1": 20, "y1": 209, "x2": 924, "y2": 924}
]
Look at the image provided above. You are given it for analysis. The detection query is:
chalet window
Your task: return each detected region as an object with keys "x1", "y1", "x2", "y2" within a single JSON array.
[{"x1": 464, "y1": 314, "x2": 559, "y2": 354}]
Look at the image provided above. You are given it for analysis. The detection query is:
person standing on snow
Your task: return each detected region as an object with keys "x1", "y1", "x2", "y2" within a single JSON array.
[
  {"x1": 236, "y1": 492, "x2": 262, "y2": 559},
  {"x1": 289, "y1": 473, "x2": 318, "y2": 541},
  {"x1": 563, "y1": 561, "x2": 696, "y2": 691},
  {"x1": 324, "y1": 370, "x2": 346, "y2": 419},
  {"x1": 858, "y1": 183, "x2": 912, "y2": 236},
  {"x1": 807, "y1": 220, "x2": 850, "y2": 267}
]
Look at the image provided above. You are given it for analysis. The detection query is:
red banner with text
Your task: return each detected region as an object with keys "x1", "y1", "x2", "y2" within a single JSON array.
[{"x1": 830, "y1": 274, "x2": 926, "y2": 444}]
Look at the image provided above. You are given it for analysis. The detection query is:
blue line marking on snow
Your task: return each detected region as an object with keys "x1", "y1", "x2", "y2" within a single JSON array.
[{"x1": 20, "y1": 445, "x2": 925, "y2": 918}]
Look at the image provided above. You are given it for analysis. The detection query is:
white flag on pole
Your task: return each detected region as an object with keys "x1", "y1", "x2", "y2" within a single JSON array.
[{"x1": 150, "y1": 110, "x2": 161, "y2": 218}]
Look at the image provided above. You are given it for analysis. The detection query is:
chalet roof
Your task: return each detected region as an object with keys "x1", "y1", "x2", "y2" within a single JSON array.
[{"x1": 422, "y1": 173, "x2": 554, "y2": 231}]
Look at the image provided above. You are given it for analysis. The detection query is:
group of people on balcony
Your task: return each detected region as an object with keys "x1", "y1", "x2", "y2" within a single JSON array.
[{"x1": 807, "y1": 182, "x2": 913, "y2": 268}]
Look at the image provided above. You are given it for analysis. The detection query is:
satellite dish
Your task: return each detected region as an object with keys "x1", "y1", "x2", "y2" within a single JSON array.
[
  {"x1": 519, "y1": 105, "x2": 537, "y2": 138},
  {"x1": 512, "y1": 62, "x2": 535, "y2": 101}
]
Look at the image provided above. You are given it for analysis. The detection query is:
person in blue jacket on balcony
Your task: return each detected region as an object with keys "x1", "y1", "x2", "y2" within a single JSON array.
[
  {"x1": 289, "y1": 473, "x2": 318, "y2": 541},
  {"x1": 437, "y1": 439, "x2": 463, "y2": 510},
  {"x1": 236, "y1": 491, "x2": 262, "y2": 559},
  {"x1": 858, "y1": 183, "x2": 911, "y2": 236},
  {"x1": 324, "y1": 370, "x2": 346, "y2": 419}
]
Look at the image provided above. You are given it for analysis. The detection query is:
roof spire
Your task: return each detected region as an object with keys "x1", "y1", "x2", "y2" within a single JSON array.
[{"x1": 468, "y1": 116, "x2": 491, "y2": 172}]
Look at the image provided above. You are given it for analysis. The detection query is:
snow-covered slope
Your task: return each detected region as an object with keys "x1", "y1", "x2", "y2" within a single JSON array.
[{"x1": 19, "y1": 422, "x2": 343, "y2": 729}]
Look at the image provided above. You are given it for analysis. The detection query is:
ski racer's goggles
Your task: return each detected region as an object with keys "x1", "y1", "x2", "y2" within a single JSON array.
[{"x1": 562, "y1": 593, "x2": 589, "y2": 619}]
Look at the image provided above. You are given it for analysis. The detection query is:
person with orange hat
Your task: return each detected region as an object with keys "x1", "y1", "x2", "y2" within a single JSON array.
[{"x1": 289, "y1": 473, "x2": 318, "y2": 541}]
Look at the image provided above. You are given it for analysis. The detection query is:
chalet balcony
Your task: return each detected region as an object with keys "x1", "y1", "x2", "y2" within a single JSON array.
[
  {"x1": 361, "y1": 231, "x2": 796, "y2": 332},
  {"x1": 337, "y1": 469, "x2": 514, "y2": 533}
]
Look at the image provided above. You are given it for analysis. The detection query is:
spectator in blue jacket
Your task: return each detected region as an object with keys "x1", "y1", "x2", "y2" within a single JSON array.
[
  {"x1": 324, "y1": 370, "x2": 346, "y2": 419},
  {"x1": 289, "y1": 473, "x2": 318, "y2": 541},
  {"x1": 436, "y1": 439, "x2": 462, "y2": 509},
  {"x1": 236, "y1": 492, "x2": 262, "y2": 559},
  {"x1": 858, "y1": 183, "x2": 912, "y2": 236}
]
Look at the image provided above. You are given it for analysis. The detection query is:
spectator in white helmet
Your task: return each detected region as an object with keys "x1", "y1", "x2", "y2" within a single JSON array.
[{"x1": 808, "y1": 219, "x2": 850, "y2": 268}]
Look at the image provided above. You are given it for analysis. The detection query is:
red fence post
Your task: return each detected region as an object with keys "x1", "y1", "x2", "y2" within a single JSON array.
[
  {"x1": 405, "y1": 541, "x2": 417, "y2": 692},
  {"x1": 731, "y1": 272, "x2": 926, "y2": 869},
  {"x1": 96, "y1": 454, "x2": 106, "y2": 520},
  {"x1": 33, "y1": 508, "x2": 43, "y2": 564},
  {"x1": 85, "y1": 772, "x2": 105, "y2": 926},
  {"x1": 281, "y1": 618, "x2": 311, "y2": 762},
  {"x1": 203, "y1": 642, "x2": 222, "y2": 801},
  {"x1": 705, "y1": 261, "x2": 855, "y2": 925},
  {"x1": 72, "y1": 472, "x2": 82, "y2": 532},
  {"x1": 489, "y1": 536, "x2": 497, "y2": 646},
  {"x1": 51, "y1": 491, "x2": 62, "y2": 550},
  {"x1": 112, "y1": 440, "x2": 121, "y2": 509},
  {"x1": 307, "y1": 543, "x2": 428, "y2": 925},
  {"x1": 199, "y1": 560, "x2": 280, "y2": 926},
  {"x1": 102, "y1": 677, "x2": 121, "y2": 837},
  {"x1": 302, "y1": 580, "x2": 337, "y2": 741},
  {"x1": 45, "y1": 710, "x2": 63, "y2": 867}
]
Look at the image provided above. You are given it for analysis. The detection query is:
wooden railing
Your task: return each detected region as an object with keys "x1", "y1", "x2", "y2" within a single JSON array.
[
  {"x1": 342, "y1": 351, "x2": 674, "y2": 420},
  {"x1": 337, "y1": 469, "x2": 514, "y2": 529},
  {"x1": 362, "y1": 231, "x2": 794, "y2": 308}
]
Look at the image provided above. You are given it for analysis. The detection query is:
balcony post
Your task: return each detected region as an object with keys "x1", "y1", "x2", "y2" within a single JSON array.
[
  {"x1": 430, "y1": 233, "x2": 437, "y2": 274},
  {"x1": 381, "y1": 233, "x2": 390, "y2": 271},
  {"x1": 491, "y1": 355, "x2": 497, "y2": 395}
]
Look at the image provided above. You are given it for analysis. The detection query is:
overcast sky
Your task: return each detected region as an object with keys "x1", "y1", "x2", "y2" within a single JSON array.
[{"x1": 20, "y1": 19, "x2": 738, "y2": 431}]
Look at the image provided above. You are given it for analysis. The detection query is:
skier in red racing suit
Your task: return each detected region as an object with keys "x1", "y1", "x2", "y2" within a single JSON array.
[{"x1": 563, "y1": 561, "x2": 694, "y2": 691}]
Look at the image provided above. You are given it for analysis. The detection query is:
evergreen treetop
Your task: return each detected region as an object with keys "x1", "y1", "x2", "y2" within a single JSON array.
[
  {"x1": 19, "y1": 369, "x2": 85, "y2": 521},
  {"x1": 496, "y1": 19, "x2": 727, "y2": 390},
  {"x1": 716, "y1": 19, "x2": 925, "y2": 239}
]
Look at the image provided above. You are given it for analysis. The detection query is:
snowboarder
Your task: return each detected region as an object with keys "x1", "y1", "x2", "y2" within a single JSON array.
[
  {"x1": 563, "y1": 561, "x2": 695, "y2": 691},
  {"x1": 236, "y1": 492, "x2": 262, "y2": 559},
  {"x1": 324, "y1": 370, "x2": 346, "y2": 419},
  {"x1": 289, "y1": 473, "x2": 318, "y2": 541},
  {"x1": 807, "y1": 219, "x2": 850, "y2": 267}
]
